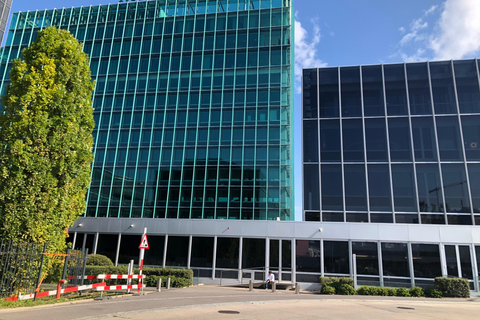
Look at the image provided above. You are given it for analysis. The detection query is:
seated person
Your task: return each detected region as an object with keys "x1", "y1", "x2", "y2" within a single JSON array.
[{"x1": 265, "y1": 271, "x2": 275, "y2": 289}]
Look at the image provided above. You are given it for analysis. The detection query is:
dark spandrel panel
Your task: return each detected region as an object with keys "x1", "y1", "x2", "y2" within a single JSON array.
[
  {"x1": 346, "y1": 212, "x2": 368, "y2": 222},
  {"x1": 324, "y1": 241, "x2": 349, "y2": 274},
  {"x1": 406, "y1": 62, "x2": 432, "y2": 115},
  {"x1": 384, "y1": 64, "x2": 408, "y2": 115},
  {"x1": 362, "y1": 65, "x2": 385, "y2": 116},
  {"x1": 395, "y1": 214, "x2": 419, "y2": 224},
  {"x1": 412, "y1": 244, "x2": 442, "y2": 279},
  {"x1": 416, "y1": 164, "x2": 444, "y2": 213},
  {"x1": 216, "y1": 237, "x2": 239, "y2": 269},
  {"x1": 242, "y1": 238, "x2": 265, "y2": 269},
  {"x1": 447, "y1": 214, "x2": 472, "y2": 225},
  {"x1": 96, "y1": 234, "x2": 118, "y2": 264},
  {"x1": 436, "y1": 116, "x2": 463, "y2": 161},
  {"x1": 282, "y1": 240, "x2": 292, "y2": 269},
  {"x1": 454, "y1": 60, "x2": 480, "y2": 113},
  {"x1": 370, "y1": 213, "x2": 393, "y2": 223},
  {"x1": 303, "y1": 69, "x2": 318, "y2": 119},
  {"x1": 303, "y1": 120, "x2": 318, "y2": 162},
  {"x1": 459, "y1": 245, "x2": 473, "y2": 279},
  {"x1": 166, "y1": 236, "x2": 189, "y2": 267},
  {"x1": 319, "y1": 68, "x2": 339, "y2": 118},
  {"x1": 368, "y1": 164, "x2": 392, "y2": 212},
  {"x1": 322, "y1": 212, "x2": 344, "y2": 222},
  {"x1": 421, "y1": 214, "x2": 446, "y2": 224},
  {"x1": 445, "y1": 245, "x2": 458, "y2": 277},
  {"x1": 352, "y1": 242, "x2": 379, "y2": 275},
  {"x1": 461, "y1": 115, "x2": 480, "y2": 160},
  {"x1": 344, "y1": 164, "x2": 367, "y2": 211},
  {"x1": 382, "y1": 243, "x2": 409, "y2": 277},
  {"x1": 388, "y1": 117, "x2": 412, "y2": 161},
  {"x1": 441, "y1": 164, "x2": 470, "y2": 213},
  {"x1": 305, "y1": 211, "x2": 320, "y2": 221},
  {"x1": 296, "y1": 274, "x2": 321, "y2": 282},
  {"x1": 411, "y1": 117, "x2": 437, "y2": 161},
  {"x1": 296, "y1": 240, "x2": 320, "y2": 273},
  {"x1": 340, "y1": 67, "x2": 362, "y2": 117},
  {"x1": 392, "y1": 164, "x2": 417, "y2": 212},
  {"x1": 430, "y1": 61, "x2": 457, "y2": 114},
  {"x1": 191, "y1": 237, "x2": 214, "y2": 268},
  {"x1": 365, "y1": 118, "x2": 388, "y2": 161},
  {"x1": 342, "y1": 119, "x2": 364, "y2": 161},
  {"x1": 320, "y1": 119, "x2": 341, "y2": 162},
  {"x1": 321, "y1": 164, "x2": 343, "y2": 211},
  {"x1": 468, "y1": 164, "x2": 480, "y2": 213}
]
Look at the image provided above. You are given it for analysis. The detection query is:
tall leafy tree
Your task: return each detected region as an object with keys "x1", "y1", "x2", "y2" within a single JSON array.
[{"x1": 0, "y1": 27, "x2": 95, "y2": 252}]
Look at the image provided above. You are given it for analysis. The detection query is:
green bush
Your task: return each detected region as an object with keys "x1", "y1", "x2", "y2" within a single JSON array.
[
  {"x1": 320, "y1": 277, "x2": 354, "y2": 288},
  {"x1": 357, "y1": 286, "x2": 379, "y2": 295},
  {"x1": 409, "y1": 286, "x2": 424, "y2": 297},
  {"x1": 424, "y1": 288, "x2": 443, "y2": 298},
  {"x1": 337, "y1": 284, "x2": 356, "y2": 295},
  {"x1": 376, "y1": 287, "x2": 390, "y2": 296},
  {"x1": 434, "y1": 277, "x2": 469, "y2": 298},
  {"x1": 321, "y1": 285, "x2": 335, "y2": 295},
  {"x1": 87, "y1": 254, "x2": 114, "y2": 266},
  {"x1": 387, "y1": 288, "x2": 397, "y2": 296},
  {"x1": 395, "y1": 287, "x2": 410, "y2": 297}
]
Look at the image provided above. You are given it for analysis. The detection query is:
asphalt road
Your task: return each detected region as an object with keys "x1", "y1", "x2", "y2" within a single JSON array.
[{"x1": 1, "y1": 286, "x2": 479, "y2": 320}]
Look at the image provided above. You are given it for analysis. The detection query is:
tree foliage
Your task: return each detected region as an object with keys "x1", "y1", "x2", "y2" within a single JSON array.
[{"x1": 0, "y1": 27, "x2": 95, "y2": 252}]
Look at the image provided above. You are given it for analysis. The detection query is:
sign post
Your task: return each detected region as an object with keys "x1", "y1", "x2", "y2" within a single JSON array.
[{"x1": 138, "y1": 227, "x2": 149, "y2": 293}]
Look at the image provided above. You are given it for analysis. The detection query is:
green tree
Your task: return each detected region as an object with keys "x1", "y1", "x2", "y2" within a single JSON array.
[{"x1": 0, "y1": 27, "x2": 95, "y2": 253}]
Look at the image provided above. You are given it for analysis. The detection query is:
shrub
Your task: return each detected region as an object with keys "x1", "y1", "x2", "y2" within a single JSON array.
[
  {"x1": 434, "y1": 277, "x2": 469, "y2": 298},
  {"x1": 357, "y1": 286, "x2": 379, "y2": 295},
  {"x1": 395, "y1": 287, "x2": 410, "y2": 297},
  {"x1": 387, "y1": 288, "x2": 397, "y2": 296},
  {"x1": 320, "y1": 277, "x2": 354, "y2": 288},
  {"x1": 337, "y1": 284, "x2": 356, "y2": 295},
  {"x1": 87, "y1": 254, "x2": 114, "y2": 266},
  {"x1": 145, "y1": 275, "x2": 190, "y2": 288},
  {"x1": 321, "y1": 285, "x2": 335, "y2": 295},
  {"x1": 409, "y1": 286, "x2": 424, "y2": 297},
  {"x1": 424, "y1": 288, "x2": 443, "y2": 298},
  {"x1": 376, "y1": 287, "x2": 390, "y2": 296}
]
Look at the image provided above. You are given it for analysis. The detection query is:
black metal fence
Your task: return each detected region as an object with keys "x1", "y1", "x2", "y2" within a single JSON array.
[
  {"x1": 62, "y1": 248, "x2": 88, "y2": 288},
  {"x1": 0, "y1": 239, "x2": 47, "y2": 299}
]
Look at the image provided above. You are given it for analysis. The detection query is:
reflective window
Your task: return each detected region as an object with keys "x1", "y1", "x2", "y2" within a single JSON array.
[
  {"x1": 454, "y1": 60, "x2": 480, "y2": 113},
  {"x1": 303, "y1": 120, "x2": 318, "y2": 162},
  {"x1": 392, "y1": 164, "x2": 417, "y2": 212},
  {"x1": 324, "y1": 241, "x2": 349, "y2": 274},
  {"x1": 282, "y1": 240, "x2": 292, "y2": 269},
  {"x1": 406, "y1": 62, "x2": 432, "y2": 115},
  {"x1": 242, "y1": 238, "x2": 265, "y2": 269},
  {"x1": 270, "y1": 239, "x2": 279, "y2": 268},
  {"x1": 441, "y1": 164, "x2": 470, "y2": 213},
  {"x1": 341, "y1": 67, "x2": 362, "y2": 117},
  {"x1": 385, "y1": 64, "x2": 408, "y2": 115},
  {"x1": 166, "y1": 236, "x2": 189, "y2": 267},
  {"x1": 344, "y1": 164, "x2": 367, "y2": 211},
  {"x1": 445, "y1": 245, "x2": 458, "y2": 277},
  {"x1": 144, "y1": 235, "x2": 165, "y2": 266},
  {"x1": 118, "y1": 234, "x2": 142, "y2": 264},
  {"x1": 412, "y1": 117, "x2": 437, "y2": 161},
  {"x1": 352, "y1": 242, "x2": 378, "y2": 275},
  {"x1": 416, "y1": 164, "x2": 444, "y2": 213},
  {"x1": 459, "y1": 245, "x2": 473, "y2": 279},
  {"x1": 216, "y1": 237, "x2": 239, "y2": 269},
  {"x1": 430, "y1": 61, "x2": 457, "y2": 114},
  {"x1": 461, "y1": 115, "x2": 480, "y2": 160},
  {"x1": 388, "y1": 118, "x2": 412, "y2": 161},
  {"x1": 191, "y1": 237, "x2": 214, "y2": 268},
  {"x1": 303, "y1": 69, "x2": 318, "y2": 118},
  {"x1": 436, "y1": 116, "x2": 463, "y2": 161},
  {"x1": 319, "y1": 68, "x2": 339, "y2": 118},
  {"x1": 342, "y1": 119, "x2": 364, "y2": 161},
  {"x1": 368, "y1": 164, "x2": 392, "y2": 211},
  {"x1": 304, "y1": 164, "x2": 320, "y2": 210},
  {"x1": 320, "y1": 119, "x2": 341, "y2": 162},
  {"x1": 412, "y1": 244, "x2": 442, "y2": 278},
  {"x1": 365, "y1": 118, "x2": 388, "y2": 161},
  {"x1": 381, "y1": 243, "x2": 409, "y2": 277},
  {"x1": 96, "y1": 234, "x2": 118, "y2": 263},
  {"x1": 296, "y1": 240, "x2": 320, "y2": 273},
  {"x1": 362, "y1": 65, "x2": 385, "y2": 116},
  {"x1": 468, "y1": 164, "x2": 480, "y2": 213},
  {"x1": 322, "y1": 212, "x2": 344, "y2": 222},
  {"x1": 321, "y1": 164, "x2": 343, "y2": 211}
]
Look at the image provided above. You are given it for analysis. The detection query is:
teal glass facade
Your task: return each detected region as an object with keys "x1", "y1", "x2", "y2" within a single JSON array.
[{"x1": 0, "y1": 0, "x2": 294, "y2": 220}]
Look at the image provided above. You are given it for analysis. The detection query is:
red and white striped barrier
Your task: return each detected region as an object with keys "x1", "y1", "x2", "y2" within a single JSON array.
[
  {"x1": 3, "y1": 282, "x2": 107, "y2": 302},
  {"x1": 68, "y1": 274, "x2": 145, "y2": 280},
  {"x1": 95, "y1": 284, "x2": 143, "y2": 291}
]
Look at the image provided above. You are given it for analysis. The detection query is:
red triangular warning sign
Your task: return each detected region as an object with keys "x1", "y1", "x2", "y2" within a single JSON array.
[{"x1": 139, "y1": 233, "x2": 149, "y2": 249}]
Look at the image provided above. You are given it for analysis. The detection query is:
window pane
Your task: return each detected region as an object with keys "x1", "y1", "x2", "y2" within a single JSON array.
[
  {"x1": 412, "y1": 117, "x2": 437, "y2": 161},
  {"x1": 454, "y1": 60, "x2": 480, "y2": 113},
  {"x1": 442, "y1": 164, "x2": 470, "y2": 213},
  {"x1": 96, "y1": 234, "x2": 118, "y2": 263},
  {"x1": 144, "y1": 235, "x2": 165, "y2": 266},
  {"x1": 392, "y1": 164, "x2": 417, "y2": 212},
  {"x1": 459, "y1": 245, "x2": 473, "y2": 279},
  {"x1": 365, "y1": 118, "x2": 388, "y2": 161},
  {"x1": 296, "y1": 240, "x2": 320, "y2": 273},
  {"x1": 344, "y1": 164, "x2": 367, "y2": 211},
  {"x1": 368, "y1": 164, "x2": 392, "y2": 211},
  {"x1": 352, "y1": 242, "x2": 378, "y2": 275},
  {"x1": 242, "y1": 238, "x2": 265, "y2": 269},
  {"x1": 468, "y1": 164, "x2": 480, "y2": 213},
  {"x1": 342, "y1": 119, "x2": 364, "y2": 161},
  {"x1": 406, "y1": 62, "x2": 432, "y2": 115},
  {"x1": 304, "y1": 164, "x2": 320, "y2": 210},
  {"x1": 303, "y1": 120, "x2": 318, "y2": 162},
  {"x1": 324, "y1": 241, "x2": 349, "y2": 274},
  {"x1": 381, "y1": 243, "x2": 409, "y2": 277},
  {"x1": 191, "y1": 237, "x2": 214, "y2": 268},
  {"x1": 362, "y1": 65, "x2": 385, "y2": 116},
  {"x1": 430, "y1": 61, "x2": 457, "y2": 114},
  {"x1": 436, "y1": 116, "x2": 463, "y2": 161},
  {"x1": 416, "y1": 164, "x2": 444, "y2": 213},
  {"x1": 385, "y1": 64, "x2": 408, "y2": 115},
  {"x1": 341, "y1": 67, "x2": 362, "y2": 117},
  {"x1": 388, "y1": 118, "x2": 412, "y2": 161},
  {"x1": 319, "y1": 68, "x2": 339, "y2": 118},
  {"x1": 461, "y1": 115, "x2": 480, "y2": 160},
  {"x1": 270, "y1": 239, "x2": 279, "y2": 268},
  {"x1": 321, "y1": 164, "x2": 343, "y2": 211},
  {"x1": 320, "y1": 119, "x2": 341, "y2": 162},
  {"x1": 166, "y1": 236, "x2": 189, "y2": 267},
  {"x1": 282, "y1": 240, "x2": 292, "y2": 269},
  {"x1": 412, "y1": 244, "x2": 442, "y2": 279},
  {"x1": 303, "y1": 69, "x2": 318, "y2": 118},
  {"x1": 216, "y1": 237, "x2": 239, "y2": 269}
]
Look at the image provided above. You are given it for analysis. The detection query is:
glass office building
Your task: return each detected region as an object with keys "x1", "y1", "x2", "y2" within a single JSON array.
[
  {"x1": 0, "y1": 0, "x2": 12, "y2": 44},
  {"x1": 0, "y1": 0, "x2": 294, "y2": 221}
]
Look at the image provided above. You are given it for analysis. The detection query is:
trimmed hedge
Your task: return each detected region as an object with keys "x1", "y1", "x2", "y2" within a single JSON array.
[
  {"x1": 395, "y1": 287, "x2": 410, "y2": 297},
  {"x1": 424, "y1": 288, "x2": 443, "y2": 298},
  {"x1": 320, "y1": 285, "x2": 335, "y2": 295},
  {"x1": 337, "y1": 284, "x2": 356, "y2": 295},
  {"x1": 409, "y1": 286, "x2": 424, "y2": 297},
  {"x1": 434, "y1": 277, "x2": 469, "y2": 298},
  {"x1": 320, "y1": 277, "x2": 354, "y2": 288},
  {"x1": 86, "y1": 254, "x2": 114, "y2": 266}
]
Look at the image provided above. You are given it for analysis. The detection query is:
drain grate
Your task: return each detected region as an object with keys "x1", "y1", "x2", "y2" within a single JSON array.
[
  {"x1": 218, "y1": 310, "x2": 241, "y2": 314},
  {"x1": 397, "y1": 307, "x2": 415, "y2": 310}
]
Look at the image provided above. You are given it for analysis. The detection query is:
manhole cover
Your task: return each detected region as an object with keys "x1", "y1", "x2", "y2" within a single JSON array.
[
  {"x1": 218, "y1": 310, "x2": 240, "y2": 314},
  {"x1": 397, "y1": 307, "x2": 415, "y2": 310}
]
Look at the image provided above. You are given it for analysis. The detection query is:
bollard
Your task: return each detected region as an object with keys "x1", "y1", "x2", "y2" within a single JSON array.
[
  {"x1": 157, "y1": 277, "x2": 162, "y2": 292},
  {"x1": 295, "y1": 283, "x2": 300, "y2": 294},
  {"x1": 166, "y1": 277, "x2": 171, "y2": 290},
  {"x1": 249, "y1": 280, "x2": 253, "y2": 291},
  {"x1": 272, "y1": 282, "x2": 276, "y2": 293},
  {"x1": 56, "y1": 279, "x2": 66, "y2": 299}
]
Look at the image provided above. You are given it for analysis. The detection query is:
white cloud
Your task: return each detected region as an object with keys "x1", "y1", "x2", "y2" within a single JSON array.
[
  {"x1": 430, "y1": 0, "x2": 480, "y2": 60},
  {"x1": 399, "y1": 5, "x2": 436, "y2": 46},
  {"x1": 294, "y1": 17, "x2": 326, "y2": 93}
]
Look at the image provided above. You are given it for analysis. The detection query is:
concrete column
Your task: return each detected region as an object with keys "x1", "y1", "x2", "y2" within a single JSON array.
[
  {"x1": 115, "y1": 233, "x2": 121, "y2": 267},
  {"x1": 407, "y1": 242, "x2": 415, "y2": 288},
  {"x1": 163, "y1": 234, "x2": 168, "y2": 268}
]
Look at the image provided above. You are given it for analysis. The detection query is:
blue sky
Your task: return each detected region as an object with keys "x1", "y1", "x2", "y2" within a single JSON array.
[{"x1": 9, "y1": 0, "x2": 480, "y2": 220}]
